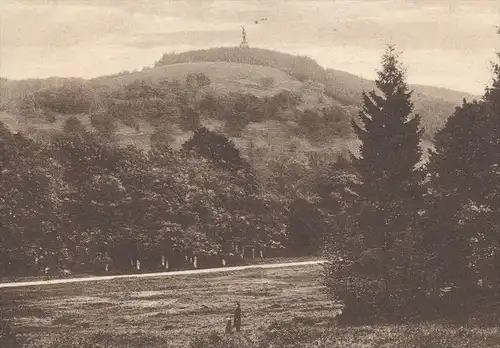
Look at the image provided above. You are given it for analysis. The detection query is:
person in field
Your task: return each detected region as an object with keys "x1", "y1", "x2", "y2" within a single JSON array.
[
  {"x1": 233, "y1": 301, "x2": 242, "y2": 332},
  {"x1": 225, "y1": 318, "x2": 232, "y2": 334}
]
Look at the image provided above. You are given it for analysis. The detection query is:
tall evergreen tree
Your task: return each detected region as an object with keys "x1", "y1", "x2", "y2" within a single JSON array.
[
  {"x1": 324, "y1": 47, "x2": 427, "y2": 323},
  {"x1": 351, "y1": 45, "x2": 425, "y2": 249}
]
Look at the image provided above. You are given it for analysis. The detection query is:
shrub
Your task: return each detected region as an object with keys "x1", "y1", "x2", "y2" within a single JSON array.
[
  {"x1": 260, "y1": 77, "x2": 275, "y2": 89},
  {"x1": 186, "y1": 72, "x2": 211, "y2": 89},
  {"x1": 28, "y1": 85, "x2": 93, "y2": 115},
  {"x1": 90, "y1": 111, "x2": 117, "y2": 138},
  {"x1": 322, "y1": 245, "x2": 470, "y2": 326}
]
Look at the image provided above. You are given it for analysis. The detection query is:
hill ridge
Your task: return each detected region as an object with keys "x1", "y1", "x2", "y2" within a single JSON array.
[{"x1": 0, "y1": 47, "x2": 479, "y2": 162}]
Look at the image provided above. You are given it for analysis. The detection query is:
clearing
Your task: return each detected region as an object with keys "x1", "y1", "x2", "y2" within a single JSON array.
[
  {"x1": 4, "y1": 262, "x2": 500, "y2": 348},
  {"x1": 0, "y1": 263, "x2": 338, "y2": 347}
]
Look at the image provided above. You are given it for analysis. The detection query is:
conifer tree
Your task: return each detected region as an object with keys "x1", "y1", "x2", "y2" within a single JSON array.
[
  {"x1": 324, "y1": 47, "x2": 426, "y2": 323},
  {"x1": 351, "y1": 45, "x2": 425, "y2": 249}
]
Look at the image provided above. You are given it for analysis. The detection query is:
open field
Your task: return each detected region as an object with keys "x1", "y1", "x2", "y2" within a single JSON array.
[
  {"x1": 4, "y1": 263, "x2": 500, "y2": 347},
  {"x1": 0, "y1": 265, "x2": 500, "y2": 348},
  {"x1": 0, "y1": 263, "x2": 339, "y2": 347}
]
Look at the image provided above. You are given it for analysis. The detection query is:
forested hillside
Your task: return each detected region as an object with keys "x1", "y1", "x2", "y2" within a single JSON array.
[
  {"x1": 155, "y1": 47, "x2": 478, "y2": 137},
  {"x1": 1, "y1": 48, "x2": 477, "y2": 147},
  {"x1": 0, "y1": 47, "x2": 480, "y2": 279}
]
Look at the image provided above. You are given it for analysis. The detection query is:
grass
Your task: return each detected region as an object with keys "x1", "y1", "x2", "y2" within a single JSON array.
[
  {"x1": 97, "y1": 62, "x2": 305, "y2": 99},
  {"x1": 3, "y1": 261, "x2": 500, "y2": 347},
  {"x1": 0, "y1": 263, "x2": 338, "y2": 347}
]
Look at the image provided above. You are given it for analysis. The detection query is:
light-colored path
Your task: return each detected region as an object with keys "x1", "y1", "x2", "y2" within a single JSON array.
[{"x1": 0, "y1": 260, "x2": 327, "y2": 289}]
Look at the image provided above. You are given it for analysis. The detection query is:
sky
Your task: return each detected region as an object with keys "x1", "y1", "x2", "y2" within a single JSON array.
[{"x1": 0, "y1": 0, "x2": 499, "y2": 94}]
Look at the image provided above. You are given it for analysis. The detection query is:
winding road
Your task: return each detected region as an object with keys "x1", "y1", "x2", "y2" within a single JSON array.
[{"x1": 0, "y1": 260, "x2": 327, "y2": 289}]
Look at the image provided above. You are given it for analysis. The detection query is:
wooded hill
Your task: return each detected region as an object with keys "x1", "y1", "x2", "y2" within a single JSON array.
[
  {"x1": 0, "y1": 47, "x2": 481, "y2": 278},
  {"x1": 0, "y1": 47, "x2": 477, "y2": 159}
]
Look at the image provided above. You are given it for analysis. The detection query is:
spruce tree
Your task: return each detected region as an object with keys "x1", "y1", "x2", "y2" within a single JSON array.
[
  {"x1": 324, "y1": 46, "x2": 426, "y2": 323},
  {"x1": 351, "y1": 45, "x2": 425, "y2": 249}
]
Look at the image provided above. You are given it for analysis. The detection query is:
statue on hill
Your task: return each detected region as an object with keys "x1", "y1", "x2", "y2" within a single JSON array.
[{"x1": 240, "y1": 26, "x2": 249, "y2": 48}]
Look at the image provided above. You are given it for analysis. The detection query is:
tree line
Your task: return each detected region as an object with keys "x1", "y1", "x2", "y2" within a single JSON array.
[{"x1": 0, "y1": 121, "x2": 308, "y2": 277}]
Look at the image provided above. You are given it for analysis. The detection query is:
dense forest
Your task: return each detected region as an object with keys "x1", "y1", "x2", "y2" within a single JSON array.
[
  {"x1": 0, "y1": 74, "x2": 342, "y2": 277},
  {"x1": 1, "y1": 117, "x2": 326, "y2": 276}
]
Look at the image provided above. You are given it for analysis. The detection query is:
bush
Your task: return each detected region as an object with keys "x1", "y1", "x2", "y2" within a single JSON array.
[
  {"x1": 322, "y1": 249, "x2": 472, "y2": 326},
  {"x1": 260, "y1": 77, "x2": 275, "y2": 89},
  {"x1": 90, "y1": 111, "x2": 117, "y2": 138},
  {"x1": 186, "y1": 72, "x2": 211, "y2": 89},
  {"x1": 27, "y1": 85, "x2": 94, "y2": 115}
]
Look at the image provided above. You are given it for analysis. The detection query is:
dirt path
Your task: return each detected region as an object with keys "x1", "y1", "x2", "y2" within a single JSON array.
[{"x1": 0, "y1": 260, "x2": 327, "y2": 289}]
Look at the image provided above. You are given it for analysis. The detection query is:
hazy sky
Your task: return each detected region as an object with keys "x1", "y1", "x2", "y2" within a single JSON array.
[{"x1": 0, "y1": 0, "x2": 499, "y2": 94}]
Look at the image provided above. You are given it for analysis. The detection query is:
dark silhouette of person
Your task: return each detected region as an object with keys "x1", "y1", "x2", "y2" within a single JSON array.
[
  {"x1": 225, "y1": 318, "x2": 232, "y2": 334},
  {"x1": 233, "y1": 301, "x2": 242, "y2": 332}
]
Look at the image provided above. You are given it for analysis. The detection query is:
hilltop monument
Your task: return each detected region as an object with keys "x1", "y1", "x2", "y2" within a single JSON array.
[{"x1": 240, "y1": 26, "x2": 249, "y2": 48}]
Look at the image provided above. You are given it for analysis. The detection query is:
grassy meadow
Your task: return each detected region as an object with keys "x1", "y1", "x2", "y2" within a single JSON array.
[
  {"x1": 3, "y1": 262, "x2": 500, "y2": 347},
  {"x1": 1, "y1": 264, "x2": 338, "y2": 347}
]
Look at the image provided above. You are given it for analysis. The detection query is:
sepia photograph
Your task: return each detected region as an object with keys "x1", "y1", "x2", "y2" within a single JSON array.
[{"x1": 1, "y1": 0, "x2": 500, "y2": 346}]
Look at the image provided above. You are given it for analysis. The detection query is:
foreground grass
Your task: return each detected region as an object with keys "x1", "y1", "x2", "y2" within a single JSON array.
[
  {"x1": 0, "y1": 264, "x2": 338, "y2": 347},
  {"x1": 3, "y1": 263, "x2": 500, "y2": 347},
  {"x1": 187, "y1": 323, "x2": 500, "y2": 348}
]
